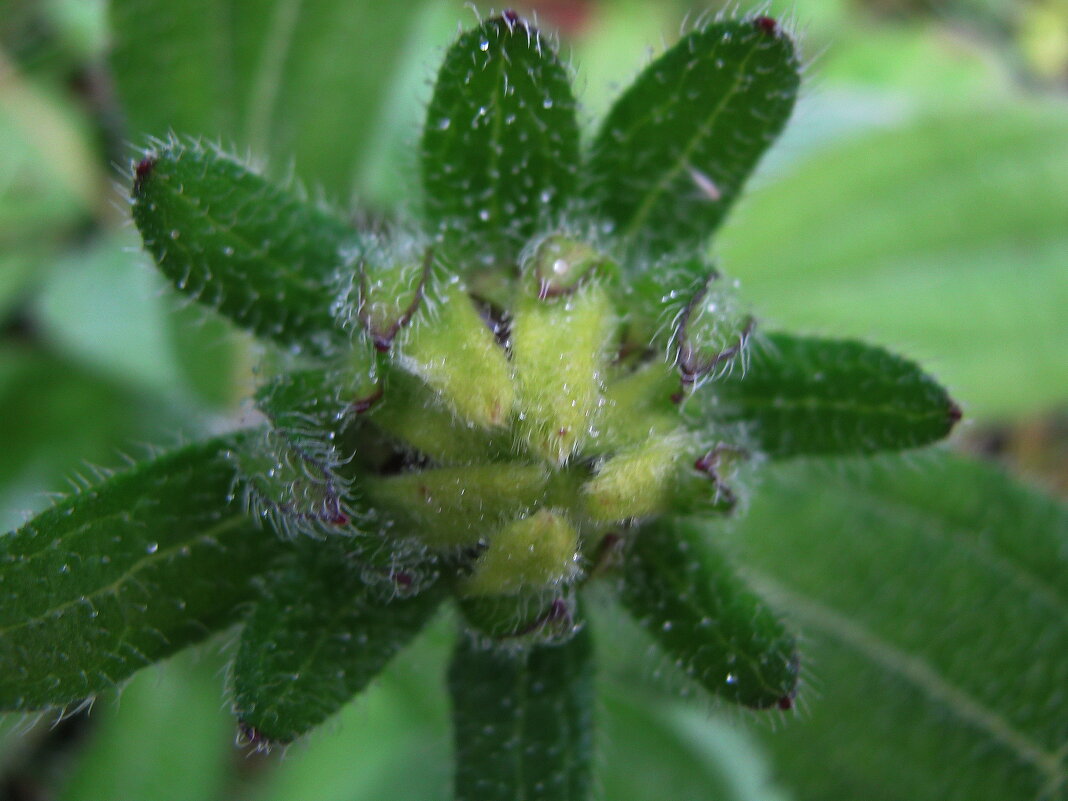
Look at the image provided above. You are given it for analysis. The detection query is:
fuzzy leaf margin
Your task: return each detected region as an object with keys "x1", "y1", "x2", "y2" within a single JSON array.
[
  {"x1": 0, "y1": 434, "x2": 284, "y2": 711},
  {"x1": 131, "y1": 138, "x2": 353, "y2": 354}
]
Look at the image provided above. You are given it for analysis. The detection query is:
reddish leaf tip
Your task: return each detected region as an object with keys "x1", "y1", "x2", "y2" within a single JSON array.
[
  {"x1": 948, "y1": 400, "x2": 963, "y2": 424},
  {"x1": 133, "y1": 156, "x2": 156, "y2": 192},
  {"x1": 754, "y1": 16, "x2": 778, "y2": 35}
]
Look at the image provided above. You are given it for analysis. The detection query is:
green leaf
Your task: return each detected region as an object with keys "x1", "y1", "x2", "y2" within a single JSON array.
[
  {"x1": 57, "y1": 650, "x2": 234, "y2": 801},
  {"x1": 620, "y1": 517, "x2": 798, "y2": 710},
  {"x1": 421, "y1": 13, "x2": 580, "y2": 262},
  {"x1": 0, "y1": 344, "x2": 193, "y2": 532},
  {"x1": 586, "y1": 16, "x2": 800, "y2": 257},
  {"x1": 253, "y1": 617, "x2": 453, "y2": 801},
  {"x1": 109, "y1": 0, "x2": 422, "y2": 196},
  {"x1": 702, "y1": 332, "x2": 960, "y2": 458},
  {"x1": 598, "y1": 689, "x2": 791, "y2": 801},
  {"x1": 718, "y1": 106, "x2": 1068, "y2": 418},
  {"x1": 0, "y1": 434, "x2": 283, "y2": 711},
  {"x1": 448, "y1": 627, "x2": 594, "y2": 801},
  {"x1": 131, "y1": 138, "x2": 353, "y2": 353},
  {"x1": 231, "y1": 548, "x2": 444, "y2": 744},
  {"x1": 730, "y1": 453, "x2": 1068, "y2": 800}
]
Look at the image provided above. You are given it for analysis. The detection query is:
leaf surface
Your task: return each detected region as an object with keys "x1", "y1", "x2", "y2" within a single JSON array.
[
  {"x1": 730, "y1": 453, "x2": 1068, "y2": 800},
  {"x1": 421, "y1": 14, "x2": 580, "y2": 262},
  {"x1": 131, "y1": 139, "x2": 352, "y2": 353},
  {"x1": 231, "y1": 548, "x2": 444, "y2": 743},
  {"x1": 701, "y1": 332, "x2": 959, "y2": 457},
  {"x1": 621, "y1": 517, "x2": 798, "y2": 709},
  {"x1": 586, "y1": 17, "x2": 800, "y2": 257},
  {"x1": 448, "y1": 628, "x2": 594, "y2": 801},
  {"x1": 719, "y1": 107, "x2": 1068, "y2": 418},
  {"x1": 0, "y1": 435, "x2": 282, "y2": 711},
  {"x1": 109, "y1": 0, "x2": 422, "y2": 196}
]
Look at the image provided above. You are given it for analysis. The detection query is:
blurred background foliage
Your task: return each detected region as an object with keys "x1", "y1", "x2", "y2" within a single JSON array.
[{"x1": 0, "y1": 0, "x2": 1065, "y2": 799}]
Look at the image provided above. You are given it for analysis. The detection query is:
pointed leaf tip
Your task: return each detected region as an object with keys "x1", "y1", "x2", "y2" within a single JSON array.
[{"x1": 702, "y1": 332, "x2": 961, "y2": 458}]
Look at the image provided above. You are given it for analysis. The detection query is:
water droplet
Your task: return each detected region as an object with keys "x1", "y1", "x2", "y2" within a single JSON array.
[
  {"x1": 479, "y1": 39, "x2": 490, "y2": 51},
  {"x1": 169, "y1": 230, "x2": 180, "y2": 240},
  {"x1": 661, "y1": 621, "x2": 673, "y2": 632},
  {"x1": 478, "y1": 209, "x2": 491, "y2": 222},
  {"x1": 437, "y1": 117, "x2": 451, "y2": 130},
  {"x1": 725, "y1": 672, "x2": 738, "y2": 684},
  {"x1": 542, "y1": 97, "x2": 553, "y2": 109},
  {"x1": 146, "y1": 542, "x2": 159, "y2": 554}
]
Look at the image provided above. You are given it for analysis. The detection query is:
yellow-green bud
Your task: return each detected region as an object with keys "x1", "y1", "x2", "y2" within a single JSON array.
[
  {"x1": 583, "y1": 433, "x2": 687, "y2": 523},
  {"x1": 462, "y1": 509, "x2": 581, "y2": 596},
  {"x1": 511, "y1": 284, "x2": 616, "y2": 463},
  {"x1": 364, "y1": 464, "x2": 549, "y2": 549},
  {"x1": 399, "y1": 281, "x2": 515, "y2": 429}
]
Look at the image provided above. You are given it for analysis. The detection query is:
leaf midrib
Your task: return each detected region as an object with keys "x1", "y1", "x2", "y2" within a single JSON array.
[
  {"x1": 717, "y1": 391, "x2": 948, "y2": 424},
  {"x1": 748, "y1": 571, "x2": 1067, "y2": 790},
  {"x1": 0, "y1": 514, "x2": 250, "y2": 638},
  {"x1": 619, "y1": 34, "x2": 762, "y2": 242}
]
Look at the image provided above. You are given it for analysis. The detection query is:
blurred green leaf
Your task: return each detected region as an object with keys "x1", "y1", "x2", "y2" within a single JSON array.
[
  {"x1": 35, "y1": 232, "x2": 245, "y2": 408},
  {"x1": 58, "y1": 649, "x2": 233, "y2": 801},
  {"x1": 719, "y1": 106, "x2": 1068, "y2": 419},
  {"x1": 109, "y1": 0, "x2": 424, "y2": 197},
  {"x1": 34, "y1": 233, "x2": 184, "y2": 397},
  {"x1": 0, "y1": 345, "x2": 193, "y2": 532},
  {"x1": 0, "y1": 57, "x2": 96, "y2": 241},
  {"x1": 598, "y1": 689, "x2": 793, "y2": 801},
  {"x1": 728, "y1": 452, "x2": 1068, "y2": 800}
]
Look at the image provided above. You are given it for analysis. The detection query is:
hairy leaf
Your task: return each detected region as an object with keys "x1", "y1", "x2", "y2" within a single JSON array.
[
  {"x1": 0, "y1": 435, "x2": 283, "y2": 711},
  {"x1": 130, "y1": 139, "x2": 353, "y2": 353},
  {"x1": 449, "y1": 627, "x2": 594, "y2": 801},
  {"x1": 702, "y1": 332, "x2": 960, "y2": 457},
  {"x1": 109, "y1": 0, "x2": 421, "y2": 196},
  {"x1": 620, "y1": 517, "x2": 798, "y2": 709},
  {"x1": 231, "y1": 549, "x2": 444, "y2": 744},
  {"x1": 421, "y1": 13, "x2": 580, "y2": 262},
  {"x1": 731, "y1": 453, "x2": 1068, "y2": 800},
  {"x1": 587, "y1": 16, "x2": 800, "y2": 256}
]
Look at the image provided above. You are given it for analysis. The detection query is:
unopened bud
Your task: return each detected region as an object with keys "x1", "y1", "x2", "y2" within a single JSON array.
[
  {"x1": 399, "y1": 282, "x2": 515, "y2": 429},
  {"x1": 461, "y1": 509, "x2": 581, "y2": 596}
]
